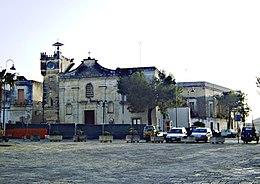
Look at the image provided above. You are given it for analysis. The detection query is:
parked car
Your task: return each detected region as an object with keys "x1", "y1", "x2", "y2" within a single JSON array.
[
  {"x1": 191, "y1": 127, "x2": 212, "y2": 142},
  {"x1": 241, "y1": 126, "x2": 259, "y2": 144},
  {"x1": 165, "y1": 127, "x2": 187, "y2": 143},
  {"x1": 221, "y1": 129, "x2": 237, "y2": 138},
  {"x1": 143, "y1": 125, "x2": 157, "y2": 142},
  {"x1": 185, "y1": 126, "x2": 197, "y2": 136},
  {"x1": 212, "y1": 129, "x2": 221, "y2": 137}
]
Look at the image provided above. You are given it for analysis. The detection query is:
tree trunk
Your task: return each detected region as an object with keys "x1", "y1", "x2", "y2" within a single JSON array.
[
  {"x1": 227, "y1": 108, "x2": 232, "y2": 129},
  {"x1": 227, "y1": 117, "x2": 230, "y2": 130},
  {"x1": 147, "y1": 107, "x2": 154, "y2": 125},
  {"x1": 0, "y1": 88, "x2": 2, "y2": 128}
]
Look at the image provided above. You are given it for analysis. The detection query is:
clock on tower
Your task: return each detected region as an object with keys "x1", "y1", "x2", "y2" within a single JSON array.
[{"x1": 47, "y1": 61, "x2": 56, "y2": 69}]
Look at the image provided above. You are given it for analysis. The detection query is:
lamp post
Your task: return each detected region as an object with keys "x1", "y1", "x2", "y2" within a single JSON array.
[
  {"x1": 175, "y1": 85, "x2": 178, "y2": 127},
  {"x1": 234, "y1": 107, "x2": 241, "y2": 144},
  {"x1": 99, "y1": 83, "x2": 107, "y2": 135},
  {"x1": 187, "y1": 87, "x2": 195, "y2": 127},
  {"x1": 2, "y1": 59, "x2": 16, "y2": 141},
  {"x1": 99, "y1": 100, "x2": 107, "y2": 135}
]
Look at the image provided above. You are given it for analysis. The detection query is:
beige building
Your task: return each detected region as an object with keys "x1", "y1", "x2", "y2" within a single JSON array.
[
  {"x1": 178, "y1": 81, "x2": 233, "y2": 131},
  {"x1": 41, "y1": 42, "x2": 161, "y2": 126},
  {"x1": 40, "y1": 42, "x2": 239, "y2": 132}
]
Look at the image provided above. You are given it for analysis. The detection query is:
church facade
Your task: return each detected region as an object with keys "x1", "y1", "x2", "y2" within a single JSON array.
[{"x1": 40, "y1": 42, "x2": 162, "y2": 127}]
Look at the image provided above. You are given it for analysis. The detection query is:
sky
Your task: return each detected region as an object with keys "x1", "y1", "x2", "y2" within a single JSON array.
[{"x1": 1, "y1": 0, "x2": 260, "y2": 121}]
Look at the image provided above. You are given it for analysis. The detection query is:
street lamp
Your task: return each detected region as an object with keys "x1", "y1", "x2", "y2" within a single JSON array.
[
  {"x1": 99, "y1": 100, "x2": 107, "y2": 135},
  {"x1": 187, "y1": 87, "x2": 195, "y2": 127},
  {"x1": 175, "y1": 85, "x2": 178, "y2": 127},
  {"x1": 2, "y1": 59, "x2": 16, "y2": 142},
  {"x1": 234, "y1": 106, "x2": 242, "y2": 144}
]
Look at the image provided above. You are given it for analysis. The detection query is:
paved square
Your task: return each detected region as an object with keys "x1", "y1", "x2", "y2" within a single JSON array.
[{"x1": 0, "y1": 139, "x2": 259, "y2": 184}]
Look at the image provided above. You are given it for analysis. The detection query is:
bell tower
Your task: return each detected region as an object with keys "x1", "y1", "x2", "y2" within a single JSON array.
[{"x1": 40, "y1": 42, "x2": 73, "y2": 124}]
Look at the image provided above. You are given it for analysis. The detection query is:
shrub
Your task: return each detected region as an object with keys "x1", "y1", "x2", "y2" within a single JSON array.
[
  {"x1": 53, "y1": 130, "x2": 60, "y2": 135},
  {"x1": 103, "y1": 131, "x2": 111, "y2": 136},
  {"x1": 129, "y1": 127, "x2": 138, "y2": 135},
  {"x1": 76, "y1": 129, "x2": 84, "y2": 135},
  {"x1": 193, "y1": 121, "x2": 205, "y2": 127}
]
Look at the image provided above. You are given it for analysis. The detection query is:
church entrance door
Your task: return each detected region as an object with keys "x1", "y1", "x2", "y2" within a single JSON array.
[{"x1": 84, "y1": 110, "x2": 95, "y2": 124}]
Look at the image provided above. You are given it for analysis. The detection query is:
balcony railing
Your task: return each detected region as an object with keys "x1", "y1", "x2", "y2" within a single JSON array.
[{"x1": 12, "y1": 100, "x2": 30, "y2": 106}]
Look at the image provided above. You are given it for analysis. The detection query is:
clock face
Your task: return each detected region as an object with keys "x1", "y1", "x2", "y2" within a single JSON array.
[{"x1": 47, "y1": 62, "x2": 55, "y2": 69}]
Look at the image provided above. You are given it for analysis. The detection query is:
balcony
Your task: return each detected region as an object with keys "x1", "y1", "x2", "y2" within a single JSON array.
[{"x1": 12, "y1": 100, "x2": 30, "y2": 107}]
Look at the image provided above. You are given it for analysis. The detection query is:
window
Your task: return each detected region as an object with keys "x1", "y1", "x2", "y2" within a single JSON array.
[
  {"x1": 189, "y1": 102, "x2": 195, "y2": 111},
  {"x1": 209, "y1": 101, "x2": 214, "y2": 117},
  {"x1": 66, "y1": 103, "x2": 72, "y2": 115},
  {"x1": 210, "y1": 122, "x2": 214, "y2": 130},
  {"x1": 86, "y1": 83, "x2": 94, "y2": 98},
  {"x1": 49, "y1": 98, "x2": 53, "y2": 107},
  {"x1": 107, "y1": 101, "x2": 114, "y2": 113},
  {"x1": 132, "y1": 118, "x2": 141, "y2": 125},
  {"x1": 188, "y1": 99, "x2": 197, "y2": 111},
  {"x1": 18, "y1": 89, "x2": 24, "y2": 103}
]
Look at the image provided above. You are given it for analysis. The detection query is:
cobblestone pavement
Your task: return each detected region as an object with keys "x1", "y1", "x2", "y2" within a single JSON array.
[{"x1": 0, "y1": 138, "x2": 259, "y2": 184}]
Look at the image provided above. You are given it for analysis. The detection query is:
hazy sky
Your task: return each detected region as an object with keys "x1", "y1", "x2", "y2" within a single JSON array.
[{"x1": 1, "y1": 0, "x2": 260, "y2": 121}]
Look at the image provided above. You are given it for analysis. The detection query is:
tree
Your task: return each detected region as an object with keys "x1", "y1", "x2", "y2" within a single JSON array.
[
  {"x1": 0, "y1": 69, "x2": 17, "y2": 88},
  {"x1": 256, "y1": 77, "x2": 260, "y2": 94},
  {"x1": 215, "y1": 91, "x2": 250, "y2": 129},
  {"x1": 117, "y1": 71, "x2": 183, "y2": 125},
  {"x1": 0, "y1": 69, "x2": 17, "y2": 128},
  {"x1": 193, "y1": 121, "x2": 205, "y2": 127}
]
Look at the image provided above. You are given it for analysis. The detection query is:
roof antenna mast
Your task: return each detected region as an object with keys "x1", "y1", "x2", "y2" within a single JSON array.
[{"x1": 139, "y1": 41, "x2": 142, "y2": 66}]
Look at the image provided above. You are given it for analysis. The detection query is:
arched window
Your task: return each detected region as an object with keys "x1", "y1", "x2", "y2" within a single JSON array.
[
  {"x1": 86, "y1": 83, "x2": 94, "y2": 98},
  {"x1": 49, "y1": 98, "x2": 53, "y2": 107}
]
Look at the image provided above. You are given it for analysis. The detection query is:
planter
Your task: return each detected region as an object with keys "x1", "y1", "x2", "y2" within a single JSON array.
[
  {"x1": 150, "y1": 136, "x2": 164, "y2": 143},
  {"x1": 73, "y1": 135, "x2": 87, "y2": 142},
  {"x1": 99, "y1": 135, "x2": 113, "y2": 143},
  {"x1": 182, "y1": 136, "x2": 196, "y2": 143},
  {"x1": 210, "y1": 136, "x2": 225, "y2": 144},
  {"x1": 49, "y1": 135, "x2": 63, "y2": 142},
  {"x1": 0, "y1": 136, "x2": 9, "y2": 142},
  {"x1": 126, "y1": 135, "x2": 140, "y2": 143},
  {"x1": 30, "y1": 134, "x2": 40, "y2": 142}
]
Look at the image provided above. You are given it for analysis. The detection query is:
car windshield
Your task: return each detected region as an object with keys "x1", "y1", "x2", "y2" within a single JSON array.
[
  {"x1": 144, "y1": 126, "x2": 154, "y2": 131},
  {"x1": 242, "y1": 127, "x2": 253, "y2": 131},
  {"x1": 169, "y1": 129, "x2": 183, "y2": 133},
  {"x1": 193, "y1": 129, "x2": 207, "y2": 133}
]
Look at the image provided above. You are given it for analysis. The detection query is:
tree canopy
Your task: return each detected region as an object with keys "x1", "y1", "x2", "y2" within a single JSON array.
[
  {"x1": 215, "y1": 91, "x2": 250, "y2": 128},
  {"x1": 0, "y1": 69, "x2": 17, "y2": 89},
  {"x1": 256, "y1": 77, "x2": 260, "y2": 94},
  {"x1": 117, "y1": 71, "x2": 183, "y2": 125}
]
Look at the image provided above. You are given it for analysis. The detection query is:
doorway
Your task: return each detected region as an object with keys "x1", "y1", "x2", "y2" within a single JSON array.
[{"x1": 84, "y1": 110, "x2": 95, "y2": 124}]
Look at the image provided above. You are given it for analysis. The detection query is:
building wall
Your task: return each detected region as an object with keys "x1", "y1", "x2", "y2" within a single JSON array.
[
  {"x1": 177, "y1": 81, "x2": 232, "y2": 130},
  {"x1": 32, "y1": 81, "x2": 43, "y2": 102},
  {"x1": 40, "y1": 43, "x2": 74, "y2": 124},
  {"x1": 8, "y1": 80, "x2": 42, "y2": 124},
  {"x1": 59, "y1": 75, "x2": 157, "y2": 125}
]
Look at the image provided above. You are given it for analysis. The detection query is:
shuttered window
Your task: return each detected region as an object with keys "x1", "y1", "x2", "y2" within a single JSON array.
[
  {"x1": 86, "y1": 83, "x2": 94, "y2": 98},
  {"x1": 18, "y1": 89, "x2": 24, "y2": 103}
]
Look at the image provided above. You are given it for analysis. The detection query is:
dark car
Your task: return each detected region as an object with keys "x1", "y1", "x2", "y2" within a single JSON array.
[{"x1": 241, "y1": 126, "x2": 259, "y2": 144}]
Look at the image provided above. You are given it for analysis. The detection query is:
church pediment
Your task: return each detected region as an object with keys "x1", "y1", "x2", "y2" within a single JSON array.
[
  {"x1": 60, "y1": 57, "x2": 116, "y2": 79},
  {"x1": 75, "y1": 65, "x2": 104, "y2": 77}
]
